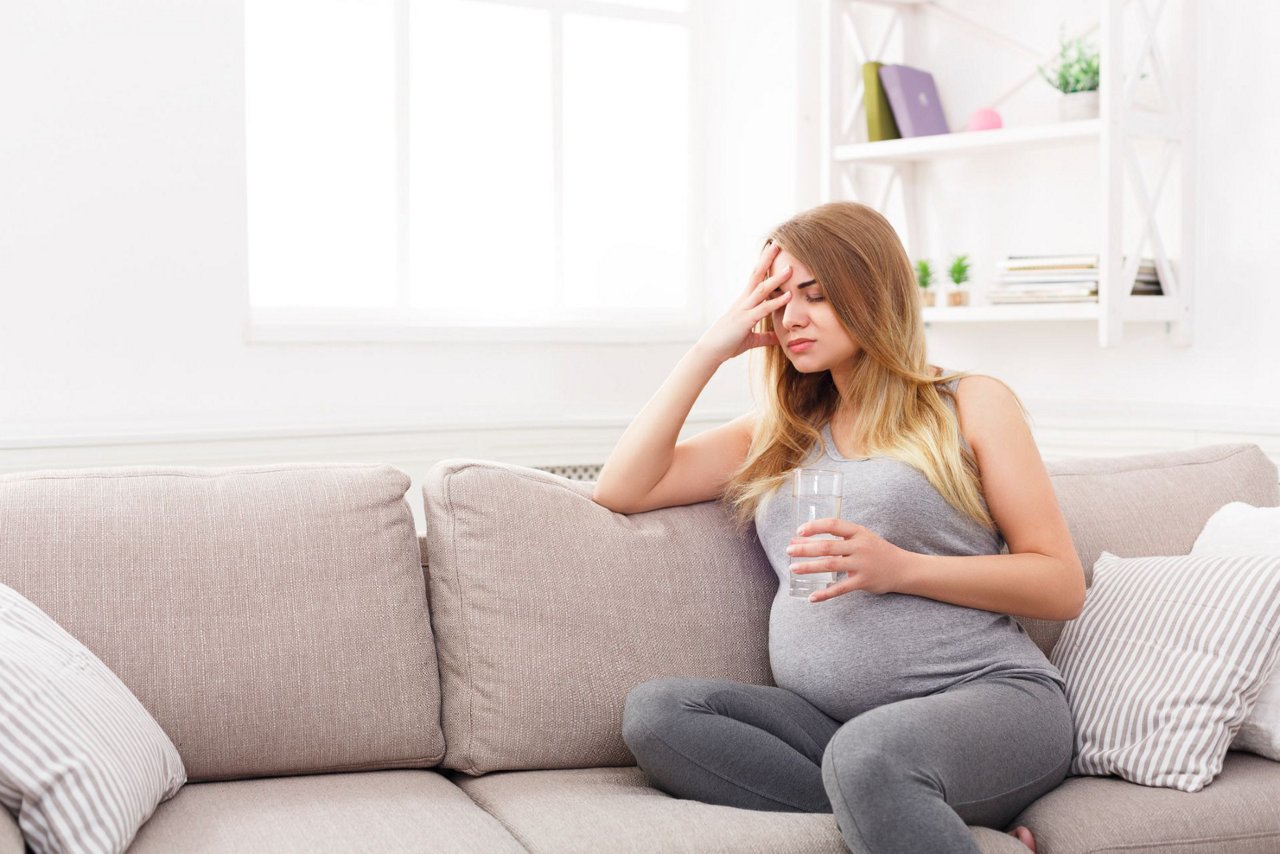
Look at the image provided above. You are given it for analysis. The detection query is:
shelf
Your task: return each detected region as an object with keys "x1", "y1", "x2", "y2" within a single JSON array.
[
  {"x1": 921, "y1": 302, "x2": 1100, "y2": 323},
  {"x1": 833, "y1": 119, "x2": 1101, "y2": 165},
  {"x1": 824, "y1": 0, "x2": 1193, "y2": 346}
]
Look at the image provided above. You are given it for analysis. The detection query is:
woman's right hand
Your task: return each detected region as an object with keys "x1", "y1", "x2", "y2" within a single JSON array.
[{"x1": 696, "y1": 241, "x2": 794, "y2": 363}]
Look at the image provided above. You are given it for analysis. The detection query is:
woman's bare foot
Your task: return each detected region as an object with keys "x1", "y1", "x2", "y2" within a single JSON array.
[{"x1": 1008, "y1": 825, "x2": 1036, "y2": 852}]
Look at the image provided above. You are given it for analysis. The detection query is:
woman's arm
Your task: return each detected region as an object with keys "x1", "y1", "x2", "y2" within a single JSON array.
[
  {"x1": 897, "y1": 375, "x2": 1086, "y2": 621},
  {"x1": 593, "y1": 241, "x2": 793, "y2": 513},
  {"x1": 591, "y1": 344, "x2": 726, "y2": 512}
]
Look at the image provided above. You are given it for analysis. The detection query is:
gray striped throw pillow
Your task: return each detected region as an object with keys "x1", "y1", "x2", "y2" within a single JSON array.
[
  {"x1": 1050, "y1": 551, "x2": 1280, "y2": 792},
  {"x1": 0, "y1": 583, "x2": 186, "y2": 853}
]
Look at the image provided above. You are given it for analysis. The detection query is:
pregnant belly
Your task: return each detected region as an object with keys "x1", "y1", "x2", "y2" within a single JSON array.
[{"x1": 767, "y1": 589, "x2": 1035, "y2": 722}]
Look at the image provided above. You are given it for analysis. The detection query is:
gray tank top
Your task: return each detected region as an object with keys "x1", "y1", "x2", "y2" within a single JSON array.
[{"x1": 753, "y1": 375, "x2": 1065, "y2": 722}]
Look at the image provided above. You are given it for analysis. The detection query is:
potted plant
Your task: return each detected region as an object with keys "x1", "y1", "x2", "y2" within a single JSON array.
[
  {"x1": 946, "y1": 254, "x2": 971, "y2": 306},
  {"x1": 915, "y1": 259, "x2": 936, "y2": 307},
  {"x1": 1038, "y1": 28, "x2": 1100, "y2": 121}
]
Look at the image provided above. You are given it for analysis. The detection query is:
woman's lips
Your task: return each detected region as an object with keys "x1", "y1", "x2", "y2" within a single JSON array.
[{"x1": 788, "y1": 340, "x2": 815, "y2": 352}]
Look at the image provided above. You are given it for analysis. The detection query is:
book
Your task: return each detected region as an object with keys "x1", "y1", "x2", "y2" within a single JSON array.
[
  {"x1": 863, "y1": 62, "x2": 901, "y2": 142},
  {"x1": 997, "y1": 272, "x2": 1107, "y2": 283},
  {"x1": 877, "y1": 64, "x2": 949, "y2": 138},
  {"x1": 993, "y1": 253, "x2": 1164, "y2": 296},
  {"x1": 998, "y1": 254, "x2": 1159, "y2": 272},
  {"x1": 988, "y1": 293, "x2": 1100, "y2": 304},
  {"x1": 999, "y1": 254, "x2": 1100, "y2": 269},
  {"x1": 993, "y1": 285, "x2": 1095, "y2": 295}
]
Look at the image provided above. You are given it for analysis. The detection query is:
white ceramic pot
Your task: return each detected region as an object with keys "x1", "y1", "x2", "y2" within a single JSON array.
[{"x1": 1060, "y1": 90, "x2": 1100, "y2": 121}]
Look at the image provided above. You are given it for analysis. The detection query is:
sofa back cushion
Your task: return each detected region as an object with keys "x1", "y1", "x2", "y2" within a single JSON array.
[
  {"x1": 1022, "y1": 443, "x2": 1280, "y2": 655},
  {"x1": 422, "y1": 444, "x2": 1279, "y2": 775},
  {"x1": 0, "y1": 464, "x2": 444, "y2": 782},
  {"x1": 423, "y1": 459, "x2": 775, "y2": 775}
]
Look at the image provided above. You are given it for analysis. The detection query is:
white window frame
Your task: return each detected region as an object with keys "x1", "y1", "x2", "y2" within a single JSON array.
[{"x1": 245, "y1": 0, "x2": 709, "y2": 345}]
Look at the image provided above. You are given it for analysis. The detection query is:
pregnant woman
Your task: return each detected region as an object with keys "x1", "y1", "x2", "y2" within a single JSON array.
[{"x1": 591, "y1": 201, "x2": 1084, "y2": 854}]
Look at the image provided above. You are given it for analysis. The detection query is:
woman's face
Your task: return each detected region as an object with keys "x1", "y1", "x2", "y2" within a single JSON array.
[{"x1": 767, "y1": 248, "x2": 860, "y2": 372}]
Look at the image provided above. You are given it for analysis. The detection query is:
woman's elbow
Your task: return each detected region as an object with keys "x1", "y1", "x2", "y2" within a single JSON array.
[{"x1": 1059, "y1": 562, "x2": 1087, "y2": 620}]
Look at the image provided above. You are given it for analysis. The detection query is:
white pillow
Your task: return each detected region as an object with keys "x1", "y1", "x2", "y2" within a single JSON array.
[
  {"x1": 0, "y1": 583, "x2": 187, "y2": 853},
  {"x1": 1050, "y1": 551, "x2": 1280, "y2": 792},
  {"x1": 1191, "y1": 501, "x2": 1280, "y2": 760},
  {"x1": 1192, "y1": 501, "x2": 1280, "y2": 555}
]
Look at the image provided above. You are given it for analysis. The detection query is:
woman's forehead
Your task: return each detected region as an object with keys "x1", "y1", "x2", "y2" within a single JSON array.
[{"x1": 769, "y1": 249, "x2": 813, "y2": 279}]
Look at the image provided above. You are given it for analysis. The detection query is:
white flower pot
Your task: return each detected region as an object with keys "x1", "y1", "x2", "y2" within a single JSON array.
[{"x1": 1060, "y1": 90, "x2": 1100, "y2": 122}]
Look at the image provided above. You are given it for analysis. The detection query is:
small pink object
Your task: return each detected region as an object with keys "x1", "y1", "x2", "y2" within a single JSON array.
[{"x1": 965, "y1": 107, "x2": 1003, "y2": 132}]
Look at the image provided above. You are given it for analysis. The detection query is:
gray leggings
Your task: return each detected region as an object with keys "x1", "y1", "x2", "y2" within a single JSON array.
[{"x1": 621, "y1": 674, "x2": 1073, "y2": 854}]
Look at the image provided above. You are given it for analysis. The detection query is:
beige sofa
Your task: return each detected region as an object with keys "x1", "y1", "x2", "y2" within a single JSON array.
[{"x1": 2, "y1": 442, "x2": 1278, "y2": 854}]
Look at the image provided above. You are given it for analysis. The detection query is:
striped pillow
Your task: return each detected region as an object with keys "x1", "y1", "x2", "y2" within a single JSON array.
[
  {"x1": 0, "y1": 583, "x2": 187, "y2": 853},
  {"x1": 1050, "y1": 551, "x2": 1280, "y2": 792}
]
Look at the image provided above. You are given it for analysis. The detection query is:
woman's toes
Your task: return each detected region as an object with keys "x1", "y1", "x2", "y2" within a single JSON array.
[{"x1": 1007, "y1": 825, "x2": 1037, "y2": 852}]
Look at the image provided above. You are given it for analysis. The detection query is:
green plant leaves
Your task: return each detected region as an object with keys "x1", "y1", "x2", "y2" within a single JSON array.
[
  {"x1": 1038, "y1": 30, "x2": 1100, "y2": 94},
  {"x1": 915, "y1": 258, "x2": 933, "y2": 289}
]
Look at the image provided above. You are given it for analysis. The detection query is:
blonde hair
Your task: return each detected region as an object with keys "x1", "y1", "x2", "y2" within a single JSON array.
[{"x1": 721, "y1": 201, "x2": 1028, "y2": 536}]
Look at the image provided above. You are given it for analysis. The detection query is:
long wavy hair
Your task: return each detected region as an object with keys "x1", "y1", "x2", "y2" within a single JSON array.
[{"x1": 721, "y1": 201, "x2": 1028, "y2": 537}]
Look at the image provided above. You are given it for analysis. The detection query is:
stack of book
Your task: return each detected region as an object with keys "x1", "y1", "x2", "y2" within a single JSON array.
[{"x1": 988, "y1": 255, "x2": 1162, "y2": 303}]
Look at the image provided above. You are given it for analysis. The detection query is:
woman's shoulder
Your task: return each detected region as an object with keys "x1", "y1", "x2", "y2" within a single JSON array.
[
  {"x1": 950, "y1": 372, "x2": 1016, "y2": 399},
  {"x1": 948, "y1": 374, "x2": 1025, "y2": 454}
]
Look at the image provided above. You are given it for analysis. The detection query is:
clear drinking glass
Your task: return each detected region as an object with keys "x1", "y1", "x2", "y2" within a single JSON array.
[{"x1": 790, "y1": 468, "x2": 845, "y2": 599}]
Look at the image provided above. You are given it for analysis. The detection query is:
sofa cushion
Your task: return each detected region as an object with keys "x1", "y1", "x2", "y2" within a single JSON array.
[
  {"x1": 449, "y1": 765, "x2": 1027, "y2": 853},
  {"x1": 127, "y1": 769, "x2": 524, "y2": 853},
  {"x1": 1, "y1": 583, "x2": 186, "y2": 853},
  {"x1": 422, "y1": 459, "x2": 776, "y2": 775},
  {"x1": 1050, "y1": 551, "x2": 1280, "y2": 792},
  {"x1": 1192, "y1": 501, "x2": 1280, "y2": 759},
  {"x1": 1024, "y1": 443, "x2": 1280, "y2": 656},
  {"x1": 1011, "y1": 750, "x2": 1280, "y2": 853},
  {"x1": 1193, "y1": 500, "x2": 1280, "y2": 555},
  {"x1": 0, "y1": 464, "x2": 444, "y2": 782}
]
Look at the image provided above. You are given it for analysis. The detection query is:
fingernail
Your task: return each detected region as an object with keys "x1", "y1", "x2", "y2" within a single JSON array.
[{"x1": 809, "y1": 594, "x2": 819, "y2": 602}]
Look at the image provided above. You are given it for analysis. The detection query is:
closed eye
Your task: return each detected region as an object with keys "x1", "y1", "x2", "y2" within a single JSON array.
[{"x1": 771, "y1": 289, "x2": 824, "y2": 303}]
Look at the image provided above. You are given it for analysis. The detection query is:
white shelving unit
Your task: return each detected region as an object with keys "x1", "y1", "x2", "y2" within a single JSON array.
[{"x1": 819, "y1": 0, "x2": 1195, "y2": 347}]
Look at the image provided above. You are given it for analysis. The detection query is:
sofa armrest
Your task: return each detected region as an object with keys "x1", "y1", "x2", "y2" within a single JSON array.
[{"x1": 0, "y1": 809, "x2": 25, "y2": 854}]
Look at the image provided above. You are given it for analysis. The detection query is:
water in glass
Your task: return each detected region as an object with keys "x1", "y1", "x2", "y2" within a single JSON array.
[{"x1": 791, "y1": 468, "x2": 845, "y2": 598}]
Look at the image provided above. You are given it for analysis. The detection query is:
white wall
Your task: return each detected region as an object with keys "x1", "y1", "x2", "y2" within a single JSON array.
[
  {"x1": 2, "y1": 0, "x2": 1278, "y2": 530},
  {"x1": 0, "y1": 0, "x2": 799, "y2": 440}
]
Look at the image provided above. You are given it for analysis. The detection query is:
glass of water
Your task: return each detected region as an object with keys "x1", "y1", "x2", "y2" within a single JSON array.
[{"x1": 790, "y1": 468, "x2": 845, "y2": 599}]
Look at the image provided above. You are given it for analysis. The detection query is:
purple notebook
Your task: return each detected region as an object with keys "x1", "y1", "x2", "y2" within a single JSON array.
[{"x1": 877, "y1": 64, "x2": 949, "y2": 138}]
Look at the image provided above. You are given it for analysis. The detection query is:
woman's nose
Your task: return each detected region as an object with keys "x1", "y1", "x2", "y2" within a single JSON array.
[{"x1": 781, "y1": 297, "x2": 806, "y2": 327}]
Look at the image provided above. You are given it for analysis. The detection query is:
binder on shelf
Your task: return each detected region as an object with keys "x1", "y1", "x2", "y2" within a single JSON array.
[
  {"x1": 877, "y1": 64, "x2": 949, "y2": 138},
  {"x1": 862, "y1": 61, "x2": 901, "y2": 142}
]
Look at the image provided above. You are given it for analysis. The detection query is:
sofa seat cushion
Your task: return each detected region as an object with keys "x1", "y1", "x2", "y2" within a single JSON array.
[
  {"x1": 448, "y1": 765, "x2": 1027, "y2": 853},
  {"x1": 1011, "y1": 750, "x2": 1280, "y2": 853},
  {"x1": 127, "y1": 769, "x2": 524, "y2": 853}
]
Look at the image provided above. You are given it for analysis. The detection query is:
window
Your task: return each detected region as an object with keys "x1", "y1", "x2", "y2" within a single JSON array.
[{"x1": 245, "y1": 0, "x2": 701, "y2": 340}]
